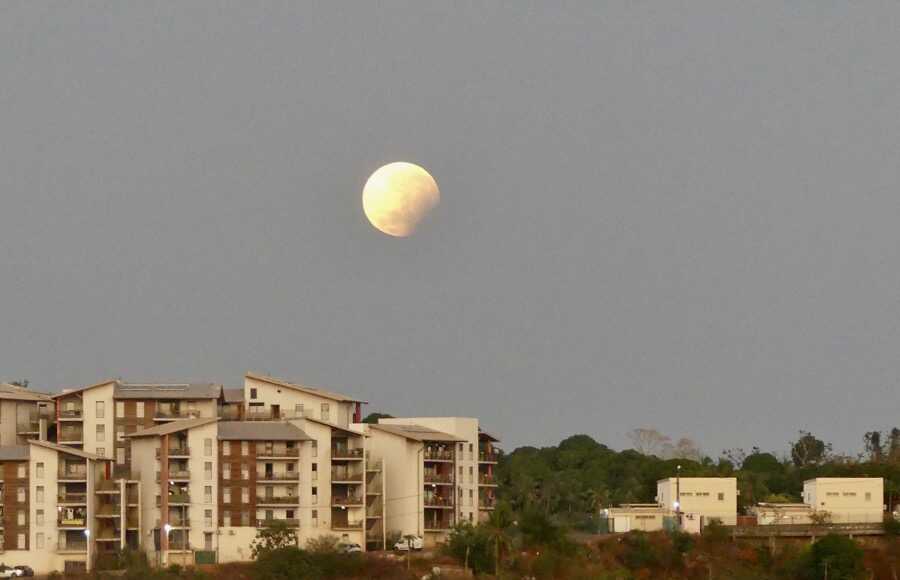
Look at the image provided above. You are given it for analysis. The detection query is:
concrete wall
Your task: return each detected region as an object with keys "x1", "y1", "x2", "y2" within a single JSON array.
[
  {"x1": 366, "y1": 427, "x2": 422, "y2": 542},
  {"x1": 131, "y1": 436, "x2": 161, "y2": 563},
  {"x1": 804, "y1": 478, "x2": 884, "y2": 523},
  {"x1": 245, "y1": 376, "x2": 353, "y2": 427},
  {"x1": 81, "y1": 382, "x2": 116, "y2": 458},
  {"x1": 657, "y1": 477, "x2": 738, "y2": 525},
  {"x1": 186, "y1": 422, "x2": 219, "y2": 552}
]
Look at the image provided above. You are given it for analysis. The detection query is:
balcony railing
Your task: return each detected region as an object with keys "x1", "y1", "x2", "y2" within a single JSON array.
[
  {"x1": 424, "y1": 473, "x2": 455, "y2": 484},
  {"x1": 332, "y1": 496, "x2": 364, "y2": 506},
  {"x1": 157, "y1": 519, "x2": 191, "y2": 528},
  {"x1": 331, "y1": 470, "x2": 363, "y2": 482},
  {"x1": 58, "y1": 466, "x2": 88, "y2": 480},
  {"x1": 96, "y1": 530, "x2": 121, "y2": 541},
  {"x1": 156, "y1": 447, "x2": 191, "y2": 457},
  {"x1": 479, "y1": 451, "x2": 499, "y2": 462},
  {"x1": 158, "y1": 470, "x2": 191, "y2": 481},
  {"x1": 96, "y1": 504, "x2": 122, "y2": 516},
  {"x1": 59, "y1": 431, "x2": 85, "y2": 443},
  {"x1": 331, "y1": 447, "x2": 364, "y2": 459},
  {"x1": 425, "y1": 496, "x2": 454, "y2": 507},
  {"x1": 58, "y1": 517, "x2": 88, "y2": 528},
  {"x1": 154, "y1": 409, "x2": 194, "y2": 419},
  {"x1": 58, "y1": 493, "x2": 88, "y2": 504},
  {"x1": 96, "y1": 480, "x2": 120, "y2": 492},
  {"x1": 256, "y1": 472, "x2": 300, "y2": 481},
  {"x1": 424, "y1": 520, "x2": 454, "y2": 530},
  {"x1": 332, "y1": 520, "x2": 364, "y2": 530},
  {"x1": 56, "y1": 541, "x2": 88, "y2": 553},
  {"x1": 168, "y1": 493, "x2": 191, "y2": 504},
  {"x1": 257, "y1": 518, "x2": 299, "y2": 527},
  {"x1": 59, "y1": 408, "x2": 84, "y2": 419},
  {"x1": 424, "y1": 449, "x2": 455, "y2": 461},
  {"x1": 16, "y1": 419, "x2": 41, "y2": 433},
  {"x1": 257, "y1": 447, "x2": 301, "y2": 458},
  {"x1": 479, "y1": 498, "x2": 497, "y2": 509},
  {"x1": 256, "y1": 496, "x2": 299, "y2": 505},
  {"x1": 479, "y1": 474, "x2": 497, "y2": 485}
]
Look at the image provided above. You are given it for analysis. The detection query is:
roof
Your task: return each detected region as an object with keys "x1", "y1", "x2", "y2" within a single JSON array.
[
  {"x1": 0, "y1": 383, "x2": 53, "y2": 402},
  {"x1": 126, "y1": 417, "x2": 218, "y2": 438},
  {"x1": 29, "y1": 440, "x2": 108, "y2": 461},
  {"x1": 803, "y1": 477, "x2": 883, "y2": 484},
  {"x1": 246, "y1": 372, "x2": 367, "y2": 404},
  {"x1": 52, "y1": 379, "x2": 117, "y2": 399},
  {"x1": 0, "y1": 445, "x2": 30, "y2": 461},
  {"x1": 478, "y1": 428, "x2": 500, "y2": 442},
  {"x1": 301, "y1": 416, "x2": 365, "y2": 436},
  {"x1": 223, "y1": 388, "x2": 245, "y2": 404},
  {"x1": 755, "y1": 503, "x2": 811, "y2": 509},
  {"x1": 115, "y1": 382, "x2": 222, "y2": 400},
  {"x1": 368, "y1": 423, "x2": 464, "y2": 443},
  {"x1": 218, "y1": 421, "x2": 312, "y2": 441}
]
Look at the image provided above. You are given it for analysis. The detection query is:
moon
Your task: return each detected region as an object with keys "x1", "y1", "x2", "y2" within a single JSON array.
[{"x1": 362, "y1": 162, "x2": 440, "y2": 237}]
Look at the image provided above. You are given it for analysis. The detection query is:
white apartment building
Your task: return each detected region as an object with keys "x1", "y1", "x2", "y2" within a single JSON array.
[{"x1": 803, "y1": 478, "x2": 883, "y2": 523}]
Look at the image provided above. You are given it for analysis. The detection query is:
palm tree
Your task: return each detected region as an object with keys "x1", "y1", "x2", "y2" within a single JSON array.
[{"x1": 483, "y1": 503, "x2": 515, "y2": 577}]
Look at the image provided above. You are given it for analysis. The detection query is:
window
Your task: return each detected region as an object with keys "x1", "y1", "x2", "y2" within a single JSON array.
[
  {"x1": 205, "y1": 509, "x2": 213, "y2": 528},
  {"x1": 866, "y1": 492, "x2": 872, "y2": 501},
  {"x1": 223, "y1": 441, "x2": 231, "y2": 456},
  {"x1": 17, "y1": 488, "x2": 25, "y2": 503},
  {"x1": 117, "y1": 448, "x2": 126, "y2": 465},
  {"x1": 241, "y1": 441, "x2": 248, "y2": 455},
  {"x1": 97, "y1": 447, "x2": 105, "y2": 457},
  {"x1": 17, "y1": 510, "x2": 25, "y2": 525},
  {"x1": 321, "y1": 403, "x2": 330, "y2": 421},
  {"x1": 312, "y1": 509, "x2": 318, "y2": 526},
  {"x1": 241, "y1": 466, "x2": 249, "y2": 480},
  {"x1": 96, "y1": 424, "x2": 105, "y2": 442},
  {"x1": 294, "y1": 403, "x2": 304, "y2": 417},
  {"x1": 204, "y1": 532, "x2": 213, "y2": 550},
  {"x1": 286, "y1": 509, "x2": 295, "y2": 519},
  {"x1": 312, "y1": 440, "x2": 318, "y2": 457},
  {"x1": 36, "y1": 509, "x2": 44, "y2": 525},
  {"x1": 17, "y1": 464, "x2": 26, "y2": 478},
  {"x1": 312, "y1": 486, "x2": 318, "y2": 504},
  {"x1": 717, "y1": 493, "x2": 725, "y2": 501},
  {"x1": 223, "y1": 464, "x2": 231, "y2": 480},
  {"x1": 36, "y1": 486, "x2": 44, "y2": 504},
  {"x1": 16, "y1": 533, "x2": 24, "y2": 550},
  {"x1": 312, "y1": 463, "x2": 318, "y2": 481},
  {"x1": 36, "y1": 462, "x2": 44, "y2": 479},
  {"x1": 136, "y1": 402, "x2": 145, "y2": 418},
  {"x1": 223, "y1": 510, "x2": 231, "y2": 526},
  {"x1": 250, "y1": 388, "x2": 258, "y2": 400},
  {"x1": 204, "y1": 486, "x2": 213, "y2": 504},
  {"x1": 36, "y1": 532, "x2": 44, "y2": 549},
  {"x1": 116, "y1": 426, "x2": 125, "y2": 442},
  {"x1": 242, "y1": 488, "x2": 249, "y2": 503},
  {"x1": 241, "y1": 511, "x2": 250, "y2": 526},
  {"x1": 223, "y1": 488, "x2": 231, "y2": 503},
  {"x1": 205, "y1": 462, "x2": 213, "y2": 480},
  {"x1": 96, "y1": 401, "x2": 105, "y2": 419},
  {"x1": 287, "y1": 462, "x2": 295, "y2": 473},
  {"x1": 116, "y1": 401, "x2": 124, "y2": 418},
  {"x1": 469, "y1": 489, "x2": 474, "y2": 506}
]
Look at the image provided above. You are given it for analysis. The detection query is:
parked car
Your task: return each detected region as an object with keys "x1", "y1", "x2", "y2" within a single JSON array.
[
  {"x1": 0, "y1": 565, "x2": 17, "y2": 579},
  {"x1": 393, "y1": 535, "x2": 424, "y2": 551},
  {"x1": 339, "y1": 542, "x2": 362, "y2": 554},
  {"x1": 14, "y1": 566, "x2": 34, "y2": 577}
]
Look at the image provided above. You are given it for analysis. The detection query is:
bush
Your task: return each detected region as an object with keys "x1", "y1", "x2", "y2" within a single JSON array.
[
  {"x1": 445, "y1": 522, "x2": 493, "y2": 574},
  {"x1": 254, "y1": 547, "x2": 321, "y2": 580},
  {"x1": 251, "y1": 520, "x2": 298, "y2": 559},
  {"x1": 884, "y1": 514, "x2": 900, "y2": 536},
  {"x1": 796, "y1": 534, "x2": 865, "y2": 580},
  {"x1": 619, "y1": 531, "x2": 659, "y2": 570}
]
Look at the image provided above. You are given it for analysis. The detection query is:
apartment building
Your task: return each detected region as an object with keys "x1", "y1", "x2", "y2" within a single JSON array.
[
  {"x1": 803, "y1": 478, "x2": 883, "y2": 523},
  {"x1": 478, "y1": 429, "x2": 500, "y2": 521},
  {"x1": 0, "y1": 384, "x2": 54, "y2": 446},
  {"x1": 243, "y1": 373, "x2": 364, "y2": 425}
]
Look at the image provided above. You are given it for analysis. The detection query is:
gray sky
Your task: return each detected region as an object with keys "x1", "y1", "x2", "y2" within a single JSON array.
[{"x1": 2, "y1": 2, "x2": 899, "y2": 456}]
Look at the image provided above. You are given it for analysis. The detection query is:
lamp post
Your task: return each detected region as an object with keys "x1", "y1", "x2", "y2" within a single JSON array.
[
  {"x1": 84, "y1": 529, "x2": 91, "y2": 572},
  {"x1": 675, "y1": 465, "x2": 682, "y2": 527},
  {"x1": 163, "y1": 523, "x2": 172, "y2": 567}
]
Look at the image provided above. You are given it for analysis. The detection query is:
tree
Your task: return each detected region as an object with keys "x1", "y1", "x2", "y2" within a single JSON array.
[
  {"x1": 483, "y1": 503, "x2": 515, "y2": 576},
  {"x1": 9, "y1": 380, "x2": 28, "y2": 388},
  {"x1": 791, "y1": 431, "x2": 831, "y2": 467},
  {"x1": 889, "y1": 428, "x2": 900, "y2": 463},
  {"x1": 626, "y1": 428, "x2": 671, "y2": 457},
  {"x1": 445, "y1": 522, "x2": 492, "y2": 575},
  {"x1": 362, "y1": 412, "x2": 393, "y2": 424},
  {"x1": 250, "y1": 520, "x2": 298, "y2": 559},
  {"x1": 254, "y1": 547, "x2": 319, "y2": 580},
  {"x1": 800, "y1": 534, "x2": 865, "y2": 580},
  {"x1": 864, "y1": 431, "x2": 884, "y2": 463}
]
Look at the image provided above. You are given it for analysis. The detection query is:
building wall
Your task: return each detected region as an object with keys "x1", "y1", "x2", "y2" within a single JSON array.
[
  {"x1": 366, "y1": 428, "x2": 422, "y2": 542},
  {"x1": 657, "y1": 477, "x2": 738, "y2": 525},
  {"x1": 1, "y1": 458, "x2": 30, "y2": 555},
  {"x1": 803, "y1": 478, "x2": 884, "y2": 523},
  {"x1": 80, "y1": 383, "x2": 116, "y2": 458},
  {"x1": 185, "y1": 422, "x2": 219, "y2": 554},
  {"x1": 245, "y1": 376, "x2": 353, "y2": 427},
  {"x1": 131, "y1": 437, "x2": 161, "y2": 563},
  {"x1": 0, "y1": 401, "x2": 20, "y2": 446}
]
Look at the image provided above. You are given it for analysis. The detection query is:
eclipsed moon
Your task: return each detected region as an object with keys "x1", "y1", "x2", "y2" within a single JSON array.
[{"x1": 362, "y1": 162, "x2": 440, "y2": 237}]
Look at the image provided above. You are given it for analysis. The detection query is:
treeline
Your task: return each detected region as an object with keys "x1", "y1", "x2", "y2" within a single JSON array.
[{"x1": 496, "y1": 429, "x2": 900, "y2": 520}]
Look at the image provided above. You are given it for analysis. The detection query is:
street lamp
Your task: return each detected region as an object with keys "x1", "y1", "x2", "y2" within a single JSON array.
[{"x1": 675, "y1": 465, "x2": 682, "y2": 527}]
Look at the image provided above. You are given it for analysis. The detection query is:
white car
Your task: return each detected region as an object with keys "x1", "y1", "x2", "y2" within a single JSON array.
[
  {"x1": 339, "y1": 542, "x2": 362, "y2": 554},
  {"x1": 0, "y1": 565, "x2": 17, "y2": 579},
  {"x1": 394, "y1": 535, "x2": 424, "y2": 551}
]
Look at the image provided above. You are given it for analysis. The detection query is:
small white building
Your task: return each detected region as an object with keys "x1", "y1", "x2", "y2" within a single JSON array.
[
  {"x1": 605, "y1": 504, "x2": 667, "y2": 532},
  {"x1": 803, "y1": 478, "x2": 883, "y2": 524},
  {"x1": 657, "y1": 477, "x2": 738, "y2": 526},
  {"x1": 751, "y1": 503, "x2": 814, "y2": 525}
]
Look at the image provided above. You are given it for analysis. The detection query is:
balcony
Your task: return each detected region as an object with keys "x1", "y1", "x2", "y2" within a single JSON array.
[
  {"x1": 168, "y1": 493, "x2": 191, "y2": 505},
  {"x1": 257, "y1": 518, "x2": 299, "y2": 527},
  {"x1": 96, "y1": 480, "x2": 121, "y2": 493},
  {"x1": 58, "y1": 430, "x2": 85, "y2": 444},
  {"x1": 56, "y1": 541, "x2": 88, "y2": 553},
  {"x1": 424, "y1": 520, "x2": 454, "y2": 531},
  {"x1": 332, "y1": 520, "x2": 364, "y2": 530},
  {"x1": 16, "y1": 418, "x2": 41, "y2": 434},
  {"x1": 424, "y1": 449, "x2": 455, "y2": 462},
  {"x1": 156, "y1": 447, "x2": 191, "y2": 458},
  {"x1": 154, "y1": 408, "x2": 194, "y2": 421},
  {"x1": 479, "y1": 498, "x2": 497, "y2": 510},
  {"x1": 58, "y1": 493, "x2": 88, "y2": 505},
  {"x1": 479, "y1": 450, "x2": 499, "y2": 463},
  {"x1": 96, "y1": 529, "x2": 121, "y2": 542},
  {"x1": 158, "y1": 519, "x2": 191, "y2": 528},
  {"x1": 332, "y1": 496, "x2": 364, "y2": 507},
  {"x1": 256, "y1": 496, "x2": 299, "y2": 506},
  {"x1": 425, "y1": 496, "x2": 454, "y2": 508},
  {"x1": 59, "y1": 408, "x2": 84, "y2": 420},
  {"x1": 96, "y1": 504, "x2": 122, "y2": 517},
  {"x1": 424, "y1": 473, "x2": 455, "y2": 485},
  {"x1": 256, "y1": 472, "x2": 300, "y2": 482},
  {"x1": 331, "y1": 447, "x2": 364, "y2": 460},
  {"x1": 257, "y1": 447, "x2": 301, "y2": 459},
  {"x1": 331, "y1": 470, "x2": 363, "y2": 483},
  {"x1": 478, "y1": 474, "x2": 498, "y2": 486},
  {"x1": 158, "y1": 470, "x2": 191, "y2": 481},
  {"x1": 58, "y1": 466, "x2": 88, "y2": 480},
  {"x1": 58, "y1": 517, "x2": 88, "y2": 528}
]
